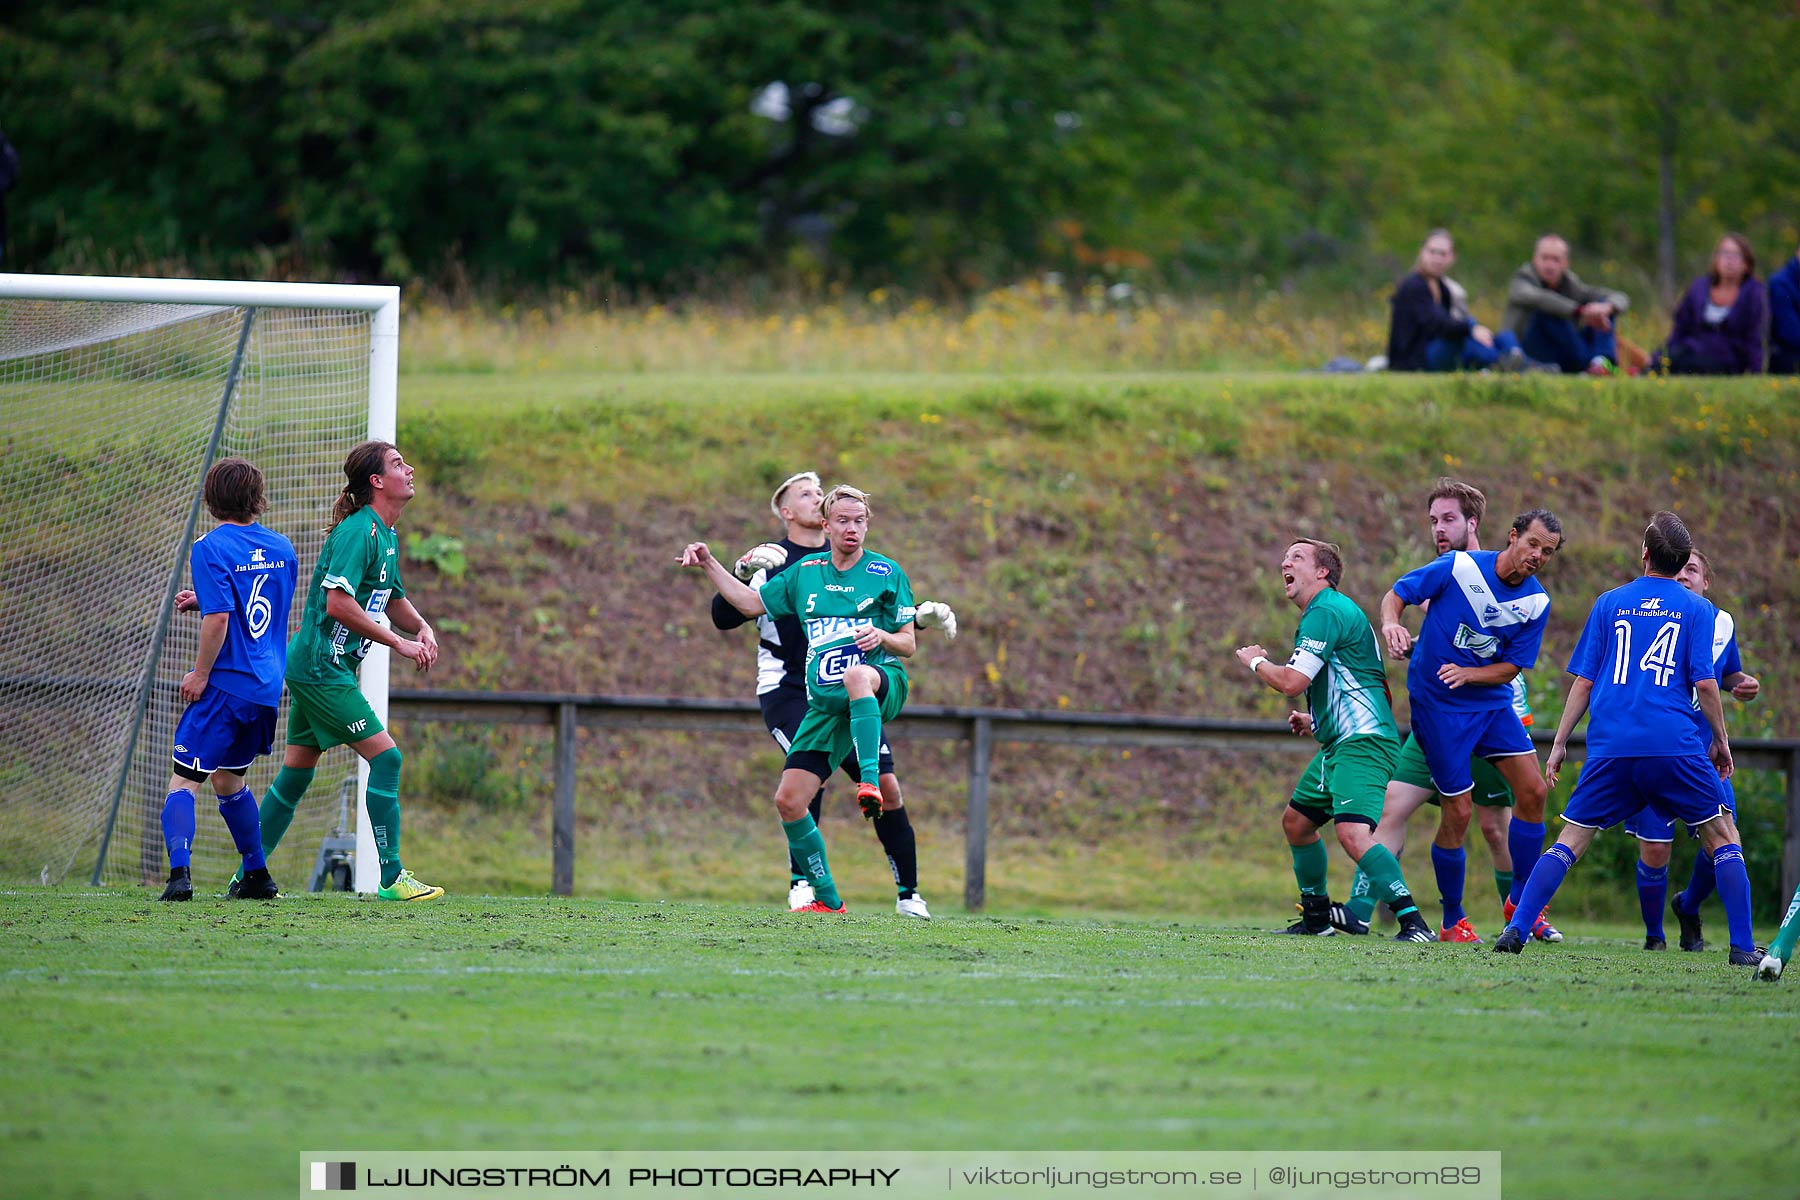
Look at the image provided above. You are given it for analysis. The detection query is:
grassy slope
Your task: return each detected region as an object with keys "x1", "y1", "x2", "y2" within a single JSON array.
[
  {"x1": 2, "y1": 892, "x2": 1795, "y2": 1200},
  {"x1": 363, "y1": 370, "x2": 1800, "y2": 920}
]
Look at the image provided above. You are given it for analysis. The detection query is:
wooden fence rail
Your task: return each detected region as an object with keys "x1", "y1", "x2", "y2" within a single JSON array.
[{"x1": 390, "y1": 688, "x2": 1800, "y2": 911}]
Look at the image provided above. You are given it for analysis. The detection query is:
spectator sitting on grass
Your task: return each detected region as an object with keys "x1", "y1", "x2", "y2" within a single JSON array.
[
  {"x1": 1502, "y1": 234, "x2": 1632, "y2": 375},
  {"x1": 1647, "y1": 233, "x2": 1766, "y2": 375},
  {"x1": 1387, "y1": 230, "x2": 1530, "y2": 372},
  {"x1": 1769, "y1": 236, "x2": 1800, "y2": 375}
]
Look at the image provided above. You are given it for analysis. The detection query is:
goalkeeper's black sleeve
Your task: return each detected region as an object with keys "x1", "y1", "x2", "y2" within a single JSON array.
[{"x1": 711, "y1": 592, "x2": 751, "y2": 631}]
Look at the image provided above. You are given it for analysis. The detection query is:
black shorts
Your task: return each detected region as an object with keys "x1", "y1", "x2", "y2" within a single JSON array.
[{"x1": 759, "y1": 681, "x2": 895, "y2": 781}]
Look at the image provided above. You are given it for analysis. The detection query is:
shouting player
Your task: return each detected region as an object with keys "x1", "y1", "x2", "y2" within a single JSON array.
[
  {"x1": 242, "y1": 441, "x2": 445, "y2": 901},
  {"x1": 683, "y1": 485, "x2": 928, "y2": 915},
  {"x1": 1236, "y1": 538, "x2": 1436, "y2": 942},
  {"x1": 713, "y1": 471, "x2": 953, "y2": 916},
  {"x1": 1379, "y1": 508, "x2": 1563, "y2": 942},
  {"x1": 159, "y1": 458, "x2": 298, "y2": 901},
  {"x1": 1629, "y1": 547, "x2": 1761, "y2": 950},
  {"x1": 1497, "y1": 512, "x2": 1761, "y2": 966}
]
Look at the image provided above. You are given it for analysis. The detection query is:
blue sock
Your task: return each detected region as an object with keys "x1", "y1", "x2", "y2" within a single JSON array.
[
  {"x1": 1507, "y1": 819, "x2": 1546, "y2": 905},
  {"x1": 1507, "y1": 842, "x2": 1576, "y2": 936},
  {"x1": 216, "y1": 786, "x2": 266, "y2": 873},
  {"x1": 1636, "y1": 861, "x2": 1668, "y2": 940},
  {"x1": 161, "y1": 787, "x2": 196, "y2": 870},
  {"x1": 1710, "y1": 843, "x2": 1755, "y2": 952},
  {"x1": 1677, "y1": 849, "x2": 1717, "y2": 914},
  {"x1": 1430, "y1": 843, "x2": 1466, "y2": 927}
]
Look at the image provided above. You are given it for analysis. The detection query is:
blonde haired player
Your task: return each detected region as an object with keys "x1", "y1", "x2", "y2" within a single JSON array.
[{"x1": 683, "y1": 485, "x2": 953, "y2": 915}]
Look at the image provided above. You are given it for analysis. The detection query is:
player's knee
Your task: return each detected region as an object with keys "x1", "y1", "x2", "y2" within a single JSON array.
[
  {"x1": 368, "y1": 746, "x2": 402, "y2": 790},
  {"x1": 1639, "y1": 841, "x2": 1671, "y2": 869},
  {"x1": 844, "y1": 664, "x2": 880, "y2": 696},
  {"x1": 1334, "y1": 821, "x2": 1373, "y2": 857},
  {"x1": 1280, "y1": 807, "x2": 1317, "y2": 843}
]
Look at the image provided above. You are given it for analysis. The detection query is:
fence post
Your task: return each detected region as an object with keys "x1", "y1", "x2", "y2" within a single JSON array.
[
  {"x1": 1785, "y1": 749, "x2": 1800, "y2": 909},
  {"x1": 553, "y1": 702, "x2": 577, "y2": 897},
  {"x1": 965, "y1": 716, "x2": 992, "y2": 912}
]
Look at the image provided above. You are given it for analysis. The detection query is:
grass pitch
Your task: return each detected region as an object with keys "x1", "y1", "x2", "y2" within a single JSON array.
[{"x1": 3, "y1": 890, "x2": 1795, "y2": 1200}]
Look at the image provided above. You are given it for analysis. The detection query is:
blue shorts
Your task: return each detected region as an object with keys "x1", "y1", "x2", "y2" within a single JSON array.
[
  {"x1": 1409, "y1": 704, "x2": 1535, "y2": 797},
  {"x1": 171, "y1": 687, "x2": 278, "y2": 778},
  {"x1": 1624, "y1": 776, "x2": 1737, "y2": 842},
  {"x1": 1563, "y1": 755, "x2": 1732, "y2": 833}
]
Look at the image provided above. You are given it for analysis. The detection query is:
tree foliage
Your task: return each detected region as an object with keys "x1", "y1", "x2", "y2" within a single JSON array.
[{"x1": 3, "y1": 0, "x2": 1795, "y2": 293}]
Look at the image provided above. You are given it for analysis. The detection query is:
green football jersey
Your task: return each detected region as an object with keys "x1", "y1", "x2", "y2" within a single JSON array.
[
  {"x1": 1289, "y1": 587, "x2": 1398, "y2": 748},
  {"x1": 286, "y1": 506, "x2": 406, "y2": 685},
  {"x1": 759, "y1": 550, "x2": 916, "y2": 697}
]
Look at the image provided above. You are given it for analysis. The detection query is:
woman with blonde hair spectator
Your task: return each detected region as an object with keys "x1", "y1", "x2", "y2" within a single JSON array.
[
  {"x1": 1386, "y1": 230, "x2": 1530, "y2": 372},
  {"x1": 1649, "y1": 233, "x2": 1767, "y2": 374}
]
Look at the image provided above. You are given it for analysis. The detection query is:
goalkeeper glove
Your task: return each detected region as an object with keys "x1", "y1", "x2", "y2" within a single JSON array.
[
  {"x1": 733, "y1": 542, "x2": 788, "y2": 582},
  {"x1": 914, "y1": 600, "x2": 958, "y2": 640}
]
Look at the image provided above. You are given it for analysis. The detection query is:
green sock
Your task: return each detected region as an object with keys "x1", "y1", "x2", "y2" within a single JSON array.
[
  {"x1": 367, "y1": 747, "x2": 403, "y2": 887},
  {"x1": 1290, "y1": 840, "x2": 1329, "y2": 897},
  {"x1": 259, "y1": 765, "x2": 313, "y2": 857},
  {"x1": 1770, "y1": 882, "x2": 1800, "y2": 962},
  {"x1": 1494, "y1": 869, "x2": 1514, "y2": 904},
  {"x1": 848, "y1": 695, "x2": 882, "y2": 787},
  {"x1": 1357, "y1": 844, "x2": 1421, "y2": 919},
  {"x1": 1346, "y1": 866, "x2": 1376, "y2": 922},
  {"x1": 782, "y1": 815, "x2": 840, "y2": 908}
]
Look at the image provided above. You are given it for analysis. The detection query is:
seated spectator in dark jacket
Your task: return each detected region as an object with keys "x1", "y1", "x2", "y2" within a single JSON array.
[
  {"x1": 1769, "y1": 239, "x2": 1800, "y2": 375},
  {"x1": 1648, "y1": 233, "x2": 1767, "y2": 374},
  {"x1": 1387, "y1": 230, "x2": 1524, "y2": 372},
  {"x1": 1501, "y1": 234, "x2": 1631, "y2": 374}
]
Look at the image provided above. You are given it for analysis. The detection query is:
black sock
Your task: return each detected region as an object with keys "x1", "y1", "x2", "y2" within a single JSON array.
[
  {"x1": 1391, "y1": 893, "x2": 1424, "y2": 923},
  {"x1": 874, "y1": 806, "x2": 918, "y2": 895}
]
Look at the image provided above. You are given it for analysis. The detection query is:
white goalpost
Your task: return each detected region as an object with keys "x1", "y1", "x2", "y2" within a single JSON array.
[{"x1": 0, "y1": 273, "x2": 398, "y2": 893}]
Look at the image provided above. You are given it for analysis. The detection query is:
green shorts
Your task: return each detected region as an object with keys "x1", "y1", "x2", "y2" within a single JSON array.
[
  {"x1": 1391, "y1": 733, "x2": 1515, "y2": 807},
  {"x1": 788, "y1": 664, "x2": 908, "y2": 766},
  {"x1": 284, "y1": 679, "x2": 385, "y2": 750},
  {"x1": 1288, "y1": 735, "x2": 1400, "y2": 827}
]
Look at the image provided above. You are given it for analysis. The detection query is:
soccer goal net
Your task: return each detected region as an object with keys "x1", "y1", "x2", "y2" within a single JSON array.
[{"x1": 0, "y1": 275, "x2": 398, "y2": 891}]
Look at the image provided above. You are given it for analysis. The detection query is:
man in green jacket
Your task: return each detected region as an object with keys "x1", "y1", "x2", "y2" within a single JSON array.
[{"x1": 1502, "y1": 234, "x2": 1631, "y2": 375}]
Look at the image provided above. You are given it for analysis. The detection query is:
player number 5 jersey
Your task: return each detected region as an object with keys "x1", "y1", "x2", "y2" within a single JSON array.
[{"x1": 758, "y1": 551, "x2": 916, "y2": 700}]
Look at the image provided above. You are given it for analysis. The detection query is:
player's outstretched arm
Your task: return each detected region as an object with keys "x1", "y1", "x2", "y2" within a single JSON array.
[
  {"x1": 681, "y1": 542, "x2": 765, "y2": 618},
  {"x1": 1377, "y1": 589, "x2": 1413, "y2": 659}
]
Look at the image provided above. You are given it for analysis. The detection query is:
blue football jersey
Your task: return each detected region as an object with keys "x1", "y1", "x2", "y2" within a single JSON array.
[
  {"x1": 1393, "y1": 550, "x2": 1550, "y2": 712},
  {"x1": 189, "y1": 522, "x2": 299, "y2": 706},
  {"x1": 1567, "y1": 575, "x2": 1717, "y2": 758},
  {"x1": 1685, "y1": 606, "x2": 1743, "y2": 740}
]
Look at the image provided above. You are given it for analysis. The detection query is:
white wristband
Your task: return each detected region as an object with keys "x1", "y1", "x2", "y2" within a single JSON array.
[{"x1": 1248, "y1": 655, "x2": 1270, "y2": 675}]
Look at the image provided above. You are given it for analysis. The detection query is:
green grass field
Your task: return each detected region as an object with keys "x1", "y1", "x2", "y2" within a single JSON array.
[{"x1": 4, "y1": 889, "x2": 1796, "y2": 1200}]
